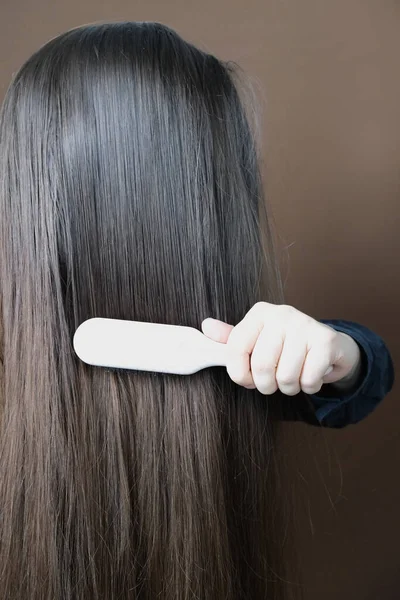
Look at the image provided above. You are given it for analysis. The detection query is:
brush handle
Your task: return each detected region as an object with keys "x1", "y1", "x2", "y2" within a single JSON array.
[{"x1": 73, "y1": 318, "x2": 230, "y2": 375}]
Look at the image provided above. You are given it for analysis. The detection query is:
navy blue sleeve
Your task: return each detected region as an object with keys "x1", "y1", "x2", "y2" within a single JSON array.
[{"x1": 307, "y1": 319, "x2": 395, "y2": 428}]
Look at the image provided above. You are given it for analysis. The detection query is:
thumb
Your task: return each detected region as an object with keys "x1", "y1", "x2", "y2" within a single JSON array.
[{"x1": 201, "y1": 318, "x2": 234, "y2": 344}]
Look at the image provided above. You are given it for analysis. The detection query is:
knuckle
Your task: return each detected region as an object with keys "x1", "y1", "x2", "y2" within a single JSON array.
[
  {"x1": 276, "y1": 373, "x2": 297, "y2": 387},
  {"x1": 228, "y1": 372, "x2": 244, "y2": 386},
  {"x1": 251, "y1": 359, "x2": 272, "y2": 375},
  {"x1": 303, "y1": 383, "x2": 322, "y2": 394},
  {"x1": 300, "y1": 376, "x2": 319, "y2": 389},
  {"x1": 250, "y1": 301, "x2": 268, "y2": 317},
  {"x1": 227, "y1": 365, "x2": 249, "y2": 385},
  {"x1": 303, "y1": 315, "x2": 317, "y2": 329},
  {"x1": 319, "y1": 326, "x2": 337, "y2": 344},
  {"x1": 257, "y1": 388, "x2": 270, "y2": 396},
  {"x1": 279, "y1": 303, "x2": 297, "y2": 316},
  {"x1": 253, "y1": 301, "x2": 268, "y2": 311},
  {"x1": 285, "y1": 388, "x2": 301, "y2": 396},
  {"x1": 300, "y1": 378, "x2": 322, "y2": 394},
  {"x1": 257, "y1": 381, "x2": 278, "y2": 395},
  {"x1": 280, "y1": 305, "x2": 310, "y2": 329}
]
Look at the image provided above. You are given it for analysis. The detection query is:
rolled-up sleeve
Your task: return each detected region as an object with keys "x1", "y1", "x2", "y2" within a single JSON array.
[{"x1": 307, "y1": 319, "x2": 395, "y2": 428}]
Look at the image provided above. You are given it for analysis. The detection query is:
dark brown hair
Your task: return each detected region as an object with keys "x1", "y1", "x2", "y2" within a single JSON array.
[{"x1": 0, "y1": 21, "x2": 299, "y2": 599}]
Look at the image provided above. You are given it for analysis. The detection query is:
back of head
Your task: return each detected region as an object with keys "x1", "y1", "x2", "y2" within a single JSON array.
[{"x1": 0, "y1": 22, "x2": 297, "y2": 599}]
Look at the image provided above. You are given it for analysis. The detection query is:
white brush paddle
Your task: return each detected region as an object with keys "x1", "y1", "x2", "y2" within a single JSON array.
[{"x1": 73, "y1": 318, "x2": 229, "y2": 375}]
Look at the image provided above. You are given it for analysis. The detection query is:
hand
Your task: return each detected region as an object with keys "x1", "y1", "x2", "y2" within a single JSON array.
[{"x1": 201, "y1": 302, "x2": 362, "y2": 396}]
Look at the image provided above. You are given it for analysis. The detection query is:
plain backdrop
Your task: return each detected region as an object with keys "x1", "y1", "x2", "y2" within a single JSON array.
[{"x1": 1, "y1": 1, "x2": 399, "y2": 598}]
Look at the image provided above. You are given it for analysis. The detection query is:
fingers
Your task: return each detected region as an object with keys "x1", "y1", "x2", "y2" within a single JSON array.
[
  {"x1": 299, "y1": 346, "x2": 335, "y2": 394},
  {"x1": 250, "y1": 326, "x2": 283, "y2": 394},
  {"x1": 251, "y1": 331, "x2": 333, "y2": 395},
  {"x1": 201, "y1": 316, "x2": 256, "y2": 388},
  {"x1": 224, "y1": 309, "x2": 265, "y2": 389},
  {"x1": 272, "y1": 332, "x2": 308, "y2": 395}
]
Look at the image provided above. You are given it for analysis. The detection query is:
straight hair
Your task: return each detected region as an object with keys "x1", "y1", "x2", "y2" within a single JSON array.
[{"x1": 0, "y1": 22, "x2": 300, "y2": 599}]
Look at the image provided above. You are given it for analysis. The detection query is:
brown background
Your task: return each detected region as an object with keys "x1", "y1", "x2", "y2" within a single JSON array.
[{"x1": 1, "y1": 1, "x2": 398, "y2": 598}]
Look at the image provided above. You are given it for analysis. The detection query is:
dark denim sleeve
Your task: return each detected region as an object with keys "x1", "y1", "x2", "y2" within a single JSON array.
[{"x1": 305, "y1": 319, "x2": 395, "y2": 428}]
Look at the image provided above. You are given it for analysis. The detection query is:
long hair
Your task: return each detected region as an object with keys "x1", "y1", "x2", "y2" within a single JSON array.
[{"x1": 0, "y1": 22, "x2": 299, "y2": 599}]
